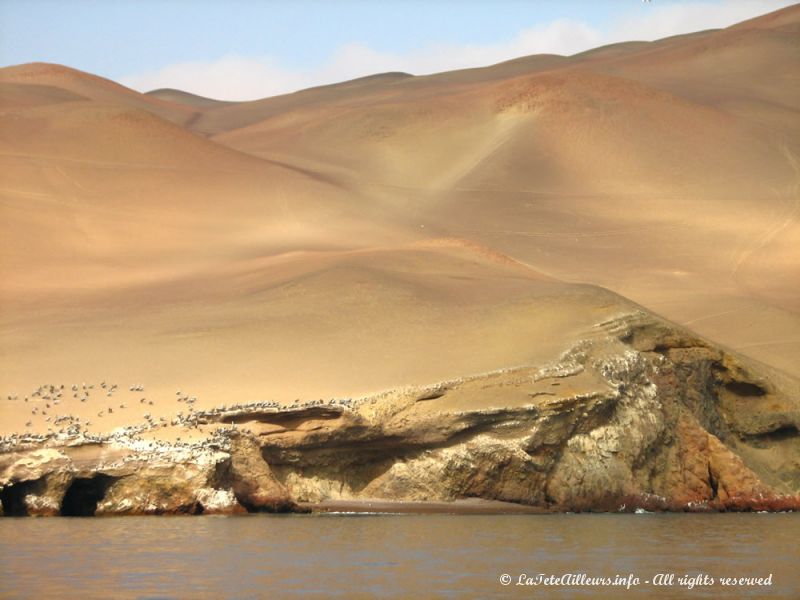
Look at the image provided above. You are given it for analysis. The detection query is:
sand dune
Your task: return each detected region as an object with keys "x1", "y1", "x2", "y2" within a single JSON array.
[
  {"x1": 145, "y1": 88, "x2": 233, "y2": 108},
  {"x1": 1, "y1": 238, "x2": 632, "y2": 436},
  {"x1": 0, "y1": 80, "x2": 417, "y2": 301},
  {"x1": 1, "y1": 5, "x2": 799, "y2": 438},
  {"x1": 0, "y1": 63, "x2": 198, "y2": 127},
  {"x1": 202, "y1": 5, "x2": 800, "y2": 373},
  {"x1": 0, "y1": 82, "x2": 86, "y2": 109}
]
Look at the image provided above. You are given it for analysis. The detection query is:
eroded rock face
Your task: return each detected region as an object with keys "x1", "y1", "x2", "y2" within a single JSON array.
[
  {"x1": 1, "y1": 312, "x2": 798, "y2": 515},
  {"x1": 258, "y1": 312, "x2": 799, "y2": 512},
  {"x1": 97, "y1": 463, "x2": 213, "y2": 516},
  {"x1": 218, "y1": 437, "x2": 293, "y2": 511},
  {"x1": 0, "y1": 450, "x2": 73, "y2": 516}
]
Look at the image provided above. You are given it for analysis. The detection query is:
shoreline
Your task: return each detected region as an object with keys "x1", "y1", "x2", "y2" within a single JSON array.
[
  {"x1": 296, "y1": 498, "x2": 800, "y2": 516},
  {"x1": 298, "y1": 498, "x2": 550, "y2": 515}
]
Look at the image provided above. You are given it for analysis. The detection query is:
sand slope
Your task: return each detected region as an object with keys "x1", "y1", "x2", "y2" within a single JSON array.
[
  {"x1": 0, "y1": 63, "x2": 200, "y2": 127},
  {"x1": 202, "y1": 4, "x2": 800, "y2": 374},
  {"x1": 1, "y1": 5, "x2": 799, "y2": 438}
]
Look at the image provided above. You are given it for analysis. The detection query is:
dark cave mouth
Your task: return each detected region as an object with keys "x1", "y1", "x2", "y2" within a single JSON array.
[
  {"x1": 60, "y1": 475, "x2": 117, "y2": 516},
  {"x1": 0, "y1": 480, "x2": 38, "y2": 516},
  {"x1": 724, "y1": 380, "x2": 766, "y2": 397}
]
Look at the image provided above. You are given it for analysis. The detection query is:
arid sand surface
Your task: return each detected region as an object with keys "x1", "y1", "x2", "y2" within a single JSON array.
[{"x1": 0, "y1": 5, "x2": 798, "y2": 454}]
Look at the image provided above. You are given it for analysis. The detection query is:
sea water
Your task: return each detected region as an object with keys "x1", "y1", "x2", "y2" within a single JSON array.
[{"x1": 1, "y1": 513, "x2": 798, "y2": 599}]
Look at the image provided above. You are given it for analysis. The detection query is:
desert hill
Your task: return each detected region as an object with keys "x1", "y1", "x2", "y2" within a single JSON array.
[
  {"x1": 193, "y1": 5, "x2": 800, "y2": 374},
  {"x1": 0, "y1": 62, "x2": 199, "y2": 127},
  {"x1": 0, "y1": 4, "x2": 798, "y2": 435},
  {"x1": 145, "y1": 88, "x2": 233, "y2": 108}
]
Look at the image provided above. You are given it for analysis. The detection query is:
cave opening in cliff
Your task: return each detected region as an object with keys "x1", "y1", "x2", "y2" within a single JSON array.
[
  {"x1": 724, "y1": 381, "x2": 766, "y2": 397},
  {"x1": 60, "y1": 475, "x2": 116, "y2": 516},
  {"x1": 1, "y1": 481, "x2": 38, "y2": 516}
]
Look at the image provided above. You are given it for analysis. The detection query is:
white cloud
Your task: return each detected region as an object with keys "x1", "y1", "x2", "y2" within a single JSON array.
[
  {"x1": 121, "y1": 19, "x2": 603, "y2": 101},
  {"x1": 120, "y1": 56, "x2": 306, "y2": 101},
  {"x1": 608, "y1": 0, "x2": 791, "y2": 41},
  {"x1": 119, "y1": 1, "x2": 794, "y2": 101}
]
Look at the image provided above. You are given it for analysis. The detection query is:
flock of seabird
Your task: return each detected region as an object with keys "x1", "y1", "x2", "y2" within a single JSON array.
[{"x1": 0, "y1": 381, "x2": 377, "y2": 454}]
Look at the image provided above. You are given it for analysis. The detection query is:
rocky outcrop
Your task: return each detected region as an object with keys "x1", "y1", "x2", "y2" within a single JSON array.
[
  {"x1": 1, "y1": 311, "x2": 798, "y2": 515},
  {"x1": 0, "y1": 450, "x2": 73, "y2": 516},
  {"x1": 259, "y1": 311, "x2": 800, "y2": 512},
  {"x1": 217, "y1": 436, "x2": 294, "y2": 511},
  {"x1": 96, "y1": 462, "x2": 219, "y2": 516}
]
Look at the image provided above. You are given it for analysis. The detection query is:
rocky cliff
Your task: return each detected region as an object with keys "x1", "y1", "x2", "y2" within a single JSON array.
[{"x1": 1, "y1": 311, "x2": 798, "y2": 516}]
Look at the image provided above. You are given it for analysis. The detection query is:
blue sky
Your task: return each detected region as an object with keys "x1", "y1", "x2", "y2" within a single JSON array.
[{"x1": 1, "y1": 1, "x2": 794, "y2": 100}]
